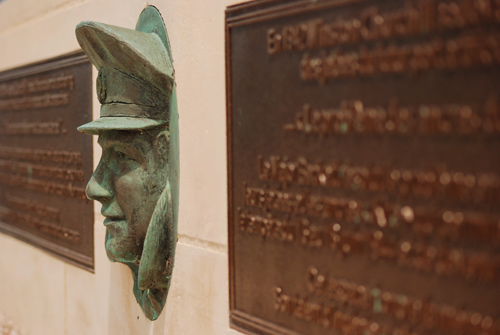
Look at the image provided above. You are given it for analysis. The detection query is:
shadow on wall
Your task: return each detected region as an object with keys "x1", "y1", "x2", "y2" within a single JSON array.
[{"x1": 106, "y1": 263, "x2": 167, "y2": 335}]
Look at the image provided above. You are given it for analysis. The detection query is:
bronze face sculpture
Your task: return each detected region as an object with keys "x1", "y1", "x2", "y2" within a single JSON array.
[{"x1": 75, "y1": 6, "x2": 179, "y2": 320}]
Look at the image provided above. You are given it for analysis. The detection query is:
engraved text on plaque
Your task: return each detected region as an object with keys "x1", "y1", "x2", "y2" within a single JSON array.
[
  {"x1": 227, "y1": 1, "x2": 500, "y2": 334},
  {"x1": 0, "y1": 51, "x2": 94, "y2": 271}
]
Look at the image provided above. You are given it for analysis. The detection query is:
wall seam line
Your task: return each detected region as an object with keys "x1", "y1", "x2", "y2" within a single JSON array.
[{"x1": 177, "y1": 234, "x2": 227, "y2": 254}]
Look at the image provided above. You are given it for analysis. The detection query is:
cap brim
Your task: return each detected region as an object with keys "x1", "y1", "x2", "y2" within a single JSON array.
[{"x1": 77, "y1": 117, "x2": 166, "y2": 135}]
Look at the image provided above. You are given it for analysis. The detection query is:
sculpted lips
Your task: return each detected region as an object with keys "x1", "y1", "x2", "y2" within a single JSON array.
[{"x1": 103, "y1": 215, "x2": 126, "y2": 231}]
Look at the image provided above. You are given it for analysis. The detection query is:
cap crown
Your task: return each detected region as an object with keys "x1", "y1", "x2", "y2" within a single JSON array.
[{"x1": 75, "y1": 19, "x2": 174, "y2": 134}]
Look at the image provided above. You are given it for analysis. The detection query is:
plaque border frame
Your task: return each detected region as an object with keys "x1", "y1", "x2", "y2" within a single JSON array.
[
  {"x1": 226, "y1": 0, "x2": 500, "y2": 334},
  {"x1": 0, "y1": 50, "x2": 95, "y2": 272}
]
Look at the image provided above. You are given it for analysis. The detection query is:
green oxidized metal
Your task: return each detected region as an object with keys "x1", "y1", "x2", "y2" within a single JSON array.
[{"x1": 75, "y1": 6, "x2": 179, "y2": 320}]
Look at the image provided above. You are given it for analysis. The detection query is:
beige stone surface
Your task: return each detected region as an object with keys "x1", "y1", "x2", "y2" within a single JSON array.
[
  {"x1": 163, "y1": 241, "x2": 230, "y2": 335},
  {"x1": 0, "y1": 234, "x2": 65, "y2": 335},
  {"x1": 0, "y1": 0, "x2": 84, "y2": 34},
  {"x1": 157, "y1": 0, "x2": 230, "y2": 246},
  {"x1": 63, "y1": 220, "x2": 109, "y2": 335}
]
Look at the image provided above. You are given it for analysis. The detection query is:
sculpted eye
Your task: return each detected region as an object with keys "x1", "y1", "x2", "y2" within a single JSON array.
[{"x1": 116, "y1": 150, "x2": 136, "y2": 162}]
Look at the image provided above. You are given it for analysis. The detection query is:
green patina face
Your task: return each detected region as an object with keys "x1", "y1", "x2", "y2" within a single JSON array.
[
  {"x1": 87, "y1": 129, "x2": 172, "y2": 319},
  {"x1": 75, "y1": 6, "x2": 179, "y2": 321},
  {"x1": 87, "y1": 130, "x2": 168, "y2": 263}
]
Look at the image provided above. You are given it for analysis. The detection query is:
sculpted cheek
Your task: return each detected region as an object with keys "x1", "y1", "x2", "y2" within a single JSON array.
[{"x1": 115, "y1": 171, "x2": 147, "y2": 202}]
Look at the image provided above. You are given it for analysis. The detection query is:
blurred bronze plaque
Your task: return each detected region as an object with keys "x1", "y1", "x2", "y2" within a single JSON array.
[
  {"x1": 227, "y1": 0, "x2": 500, "y2": 334},
  {"x1": 0, "y1": 51, "x2": 94, "y2": 271}
]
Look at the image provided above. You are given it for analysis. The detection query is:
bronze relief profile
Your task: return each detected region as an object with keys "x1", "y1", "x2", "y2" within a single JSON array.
[{"x1": 75, "y1": 6, "x2": 179, "y2": 320}]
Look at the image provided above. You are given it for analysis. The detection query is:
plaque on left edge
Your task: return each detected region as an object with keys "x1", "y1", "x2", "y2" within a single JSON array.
[{"x1": 0, "y1": 51, "x2": 94, "y2": 271}]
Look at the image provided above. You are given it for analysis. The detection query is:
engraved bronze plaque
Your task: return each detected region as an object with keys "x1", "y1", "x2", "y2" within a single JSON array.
[
  {"x1": 227, "y1": 1, "x2": 500, "y2": 334},
  {"x1": 0, "y1": 51, "x2": 94, "y2": 271}
]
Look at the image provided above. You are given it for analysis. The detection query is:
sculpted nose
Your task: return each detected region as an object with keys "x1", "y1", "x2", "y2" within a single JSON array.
[{"x1": 86, "y1": 173, "x2": 112, "y2": 203}]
